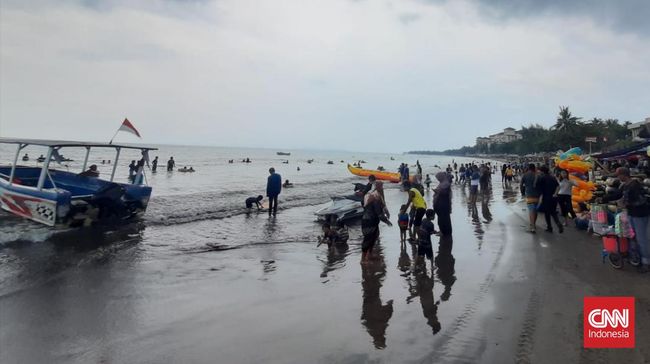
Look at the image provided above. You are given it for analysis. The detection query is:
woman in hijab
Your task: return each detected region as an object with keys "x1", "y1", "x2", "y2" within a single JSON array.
[
  {"x1": 361, "y1": 181, "x2": 392, "y2": 262},
  {"x1": 433, "y1": 172, "x2": 453, "y2": 235}
]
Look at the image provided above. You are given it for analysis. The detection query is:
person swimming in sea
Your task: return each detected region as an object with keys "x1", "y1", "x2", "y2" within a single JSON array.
[
  {"x1": 246, "y1": 195, "x2": 264, "y2": 210},
  {"x1": 283, "y1": 179, "x2": 293, "y2": 188}
]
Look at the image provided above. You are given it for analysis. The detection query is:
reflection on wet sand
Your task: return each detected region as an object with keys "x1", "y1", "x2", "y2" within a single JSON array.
[
  {"x1": 360, "y1": 245, "x2": 393, "y2": 349},
  {"x1": 1, "y1": 225, "x2": 145, "y2": 364},
  {"x1": 435, "y1": 235, "x2": 456, "y2": 302},
  {"x1": 502, "y1": 183, "x2": 518, "y2": 204},
  {"x1": 412, "y1": 261, "x2": 441, "y2": 335},
  {"x1": 397, "y1": 243, "x2": 413, "y2": 277},
  {"x1": 469, "y1": 202, "x2": 484, "y2": 245},
  {"x1": 320, "y1": 243, "x2": 349, "y2": 279},
  {"x1": 481, "y1": 198, "x2": 493, "y2": 223}
]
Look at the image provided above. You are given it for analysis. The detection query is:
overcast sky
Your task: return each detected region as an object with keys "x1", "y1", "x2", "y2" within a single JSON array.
[{"x1": 1, "y1": 0, "x2": 649, "y2": 152}]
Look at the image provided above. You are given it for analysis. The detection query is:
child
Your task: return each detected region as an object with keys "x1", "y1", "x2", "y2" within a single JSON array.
[
  {"x1": 398, "y1": 204, "x2": 410, "y2": 243},
  {"x1": 245, "y1": 195, "x2": 263, "y2": 210},
  {"x1": 417, "y1": 209, "x2": 437, "y2": 269},
  {"x1": 424, "y1": 174, "x2": 432, "y2": 190},
  {"x1": 318, "y1": 218, "x2": 349, "y2": 247},
  {"x1": 408, "y1": 206, "x2": 417, "y2": 240}
]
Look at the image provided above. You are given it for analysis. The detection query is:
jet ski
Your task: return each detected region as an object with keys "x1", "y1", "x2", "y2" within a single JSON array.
[{"x1": 315, "y1": 183, "x2": 366, "y2": 222}]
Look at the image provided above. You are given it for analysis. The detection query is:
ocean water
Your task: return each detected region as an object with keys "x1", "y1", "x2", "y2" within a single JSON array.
[{"x1": 0, "y1": 143, "x2": 482, "y2": 243}]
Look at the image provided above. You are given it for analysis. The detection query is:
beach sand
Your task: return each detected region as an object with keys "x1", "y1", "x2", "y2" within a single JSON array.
[{"x1": 1, "y1": 181, "x2": 650, "y2": 363}]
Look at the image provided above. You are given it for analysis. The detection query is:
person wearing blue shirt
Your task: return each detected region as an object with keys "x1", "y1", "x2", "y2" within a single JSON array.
[{"x1": 266, "y1": 167, "x2": 282, "y2": 216}]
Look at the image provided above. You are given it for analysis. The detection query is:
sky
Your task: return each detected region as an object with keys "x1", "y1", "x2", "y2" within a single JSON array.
[{"x1": 1, "y1": 0, "x2": 649, "y2": 152}]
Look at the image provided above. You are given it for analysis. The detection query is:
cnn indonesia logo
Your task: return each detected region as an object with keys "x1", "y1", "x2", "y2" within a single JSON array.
[{"x1": 583, "y1": 297, "x2": 635, "y2": 348}]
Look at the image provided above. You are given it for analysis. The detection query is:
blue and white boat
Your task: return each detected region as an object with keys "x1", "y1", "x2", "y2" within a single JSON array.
[{"x1": 0, "y1": 138, "x2": 157, "y2": 227}]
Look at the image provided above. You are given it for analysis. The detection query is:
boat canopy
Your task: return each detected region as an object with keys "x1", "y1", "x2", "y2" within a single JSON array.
[
  {"x1": 1, "y1": 137, "x2": 158, "y2": 186},
  {"x1": 0, "y1": 137, "x2": 157, "y2": 150}
]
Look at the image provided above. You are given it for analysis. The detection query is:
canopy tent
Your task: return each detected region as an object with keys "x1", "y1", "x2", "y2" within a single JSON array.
[{"x1": 591, "y1": 140, "x2": 650, "y2": 160}]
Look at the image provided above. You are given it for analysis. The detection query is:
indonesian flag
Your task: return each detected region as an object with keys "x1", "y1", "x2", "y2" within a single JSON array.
[{"x1": 118, "y1": 118, "x2": 141, "y2": 138}]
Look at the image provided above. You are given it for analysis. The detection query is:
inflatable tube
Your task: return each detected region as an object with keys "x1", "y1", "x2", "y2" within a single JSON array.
[
  {"x1": 571, "y1": 190, "x2": 593, "y2": 203},
  {"x1": 570, "y1": 172, "x2": 588, "y2": 180},
  {"x1": 559, "y1": 160, "x2": 592, "y2": 174},
  {"x1": 559, "y1": 147, "x2": 583, "y2": 160},
  {"x1": 569, "y1": 176, "x2": 596, "y2": 191}
]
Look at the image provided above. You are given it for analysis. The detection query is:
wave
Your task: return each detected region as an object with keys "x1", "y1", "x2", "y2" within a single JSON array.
[{"x1": 144, "y1": 177, "x2": 364, "y2": 226}]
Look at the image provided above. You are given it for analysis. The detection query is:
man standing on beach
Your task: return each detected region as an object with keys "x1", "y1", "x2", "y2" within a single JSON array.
[
  {"x1": 266, "y1": 167, "x2": 282, "y2": 217},
  {"x1": 520, "y1": 164, "x2": 540, "y2": 233}
]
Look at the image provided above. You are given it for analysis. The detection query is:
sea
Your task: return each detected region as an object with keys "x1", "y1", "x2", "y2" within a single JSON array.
[{"x1": 0, "y1": 144, "x2": 478, "y2": 243}]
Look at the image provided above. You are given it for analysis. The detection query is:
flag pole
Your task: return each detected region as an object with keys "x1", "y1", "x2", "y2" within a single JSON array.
[{"x1": 109, "y1": 128, "x2": 120, "y2": 144}]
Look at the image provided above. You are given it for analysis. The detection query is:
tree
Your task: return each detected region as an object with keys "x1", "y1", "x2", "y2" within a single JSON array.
[
  {"x1": 589, "y1": 117, "x2": 604, "y2": 127},
  {"x1": 553, "y1": 106, "x2": 582, "y2": 133}
]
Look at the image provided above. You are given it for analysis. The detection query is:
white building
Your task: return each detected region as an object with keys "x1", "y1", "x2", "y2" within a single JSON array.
[
  {"x1": 628, "y1": 117, "x2": 650, "y2": 140},
  {"x1": 487, "y1": 128, "x2": 522, "y2": 145},
  {"x1": 476, "y1": 137, "x2": 490, "y2": 146}
]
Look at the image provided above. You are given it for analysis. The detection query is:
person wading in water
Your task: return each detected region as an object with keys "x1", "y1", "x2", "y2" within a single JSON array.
[
  {"x1": 266, "y1": 167, "x2": 282, "y2": 217},
  {"x1": 405, "y1": 183, "x2": 427, "y2": 241},
  {"x1": 361, "y1": 181, "x2": 392, "y2": 263}
]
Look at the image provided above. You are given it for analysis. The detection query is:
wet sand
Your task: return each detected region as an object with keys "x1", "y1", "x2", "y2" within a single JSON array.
[{"x1": 1, "y1": 181, "x2": 650, "y2": 363}]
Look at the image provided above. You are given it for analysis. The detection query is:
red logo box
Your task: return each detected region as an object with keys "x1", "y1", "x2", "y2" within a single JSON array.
[{"x1": 584, "y1": 296, "x2": 635, "y2": 348}]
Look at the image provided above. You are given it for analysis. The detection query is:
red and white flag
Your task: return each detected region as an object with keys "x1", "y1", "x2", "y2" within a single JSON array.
[{"x1": 118, "y1": 118, "x2": 141, "y2": 138}]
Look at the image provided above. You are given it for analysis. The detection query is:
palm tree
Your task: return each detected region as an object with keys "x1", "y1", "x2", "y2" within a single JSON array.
[
  {"x1": 553, "y1": 106, "x2": 582, "y2": 133},
  {"x1": 589, "y1": 117, "x2": 604, "y2": 127}
]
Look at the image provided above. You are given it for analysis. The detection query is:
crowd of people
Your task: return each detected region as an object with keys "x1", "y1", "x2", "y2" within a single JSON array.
[
  {"x1": 514, "y1": 159, "x2": 650, "y2": 273},
  {"x1": 240, "y1": 154, "x2": 650, "y2": 274}
]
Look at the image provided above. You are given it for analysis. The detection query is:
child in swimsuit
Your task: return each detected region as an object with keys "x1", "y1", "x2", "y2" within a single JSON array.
[{"x1": 398, "y1": 204, "x2": 410, "y2": 243}]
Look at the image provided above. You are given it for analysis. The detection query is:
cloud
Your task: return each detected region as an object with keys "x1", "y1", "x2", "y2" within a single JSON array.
[
  {"x1": 398, "y1": 13, "x2": 422, "y2": 25},
  {"x1": 0, "y1": 0, "x2": 649, "y2": 152},
  {"x1": 422, "y1": 0, "x2": 650, "y2": 37}
]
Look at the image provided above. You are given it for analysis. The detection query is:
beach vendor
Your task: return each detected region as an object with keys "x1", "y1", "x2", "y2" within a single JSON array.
[{"x1": 617, "y1": 167, "x2": 650, "y2": 272}]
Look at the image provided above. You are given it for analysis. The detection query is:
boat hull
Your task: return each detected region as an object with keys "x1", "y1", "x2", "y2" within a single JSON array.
[
  {"x1": 0, "y1": 183, "x2": 61, "y2": 226},
  {"x1": 0, "y1": 166, "x2": 151, "y2": 228}
]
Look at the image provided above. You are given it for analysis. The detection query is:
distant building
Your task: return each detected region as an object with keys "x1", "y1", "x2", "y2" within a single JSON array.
[
  {"x1": 475, "y1": 127, "x2": 522, "y2": 148},
  {"x1": 476, "y1": 137, "x2": 490, "y2": 146},
  {"x1": 489, "y1": 127, "x2": 522, "y2": 144},
  {"x1": 628, "y1": 117, "x2": 650, "y2": 140}
]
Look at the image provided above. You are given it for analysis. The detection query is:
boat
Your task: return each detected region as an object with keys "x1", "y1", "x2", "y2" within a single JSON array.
[
  {"x1": 347, "y1": 164, "x2": 413, "y2": 183},
  {"x1": 327, "y1": 161, "x2": 334, "y2": 165},
  {"x1": 0, "y1": 138, "x2": 157, "y2": 227},
  {"x1": 276, "y1": 152, "x2": 291, "y2": 156},
  {"x1": 22, "y1": 154, "x2": 29, "y2": 162},
  {"x1": 315, "y1": 183, "x2": 366, "y2": 222}
]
